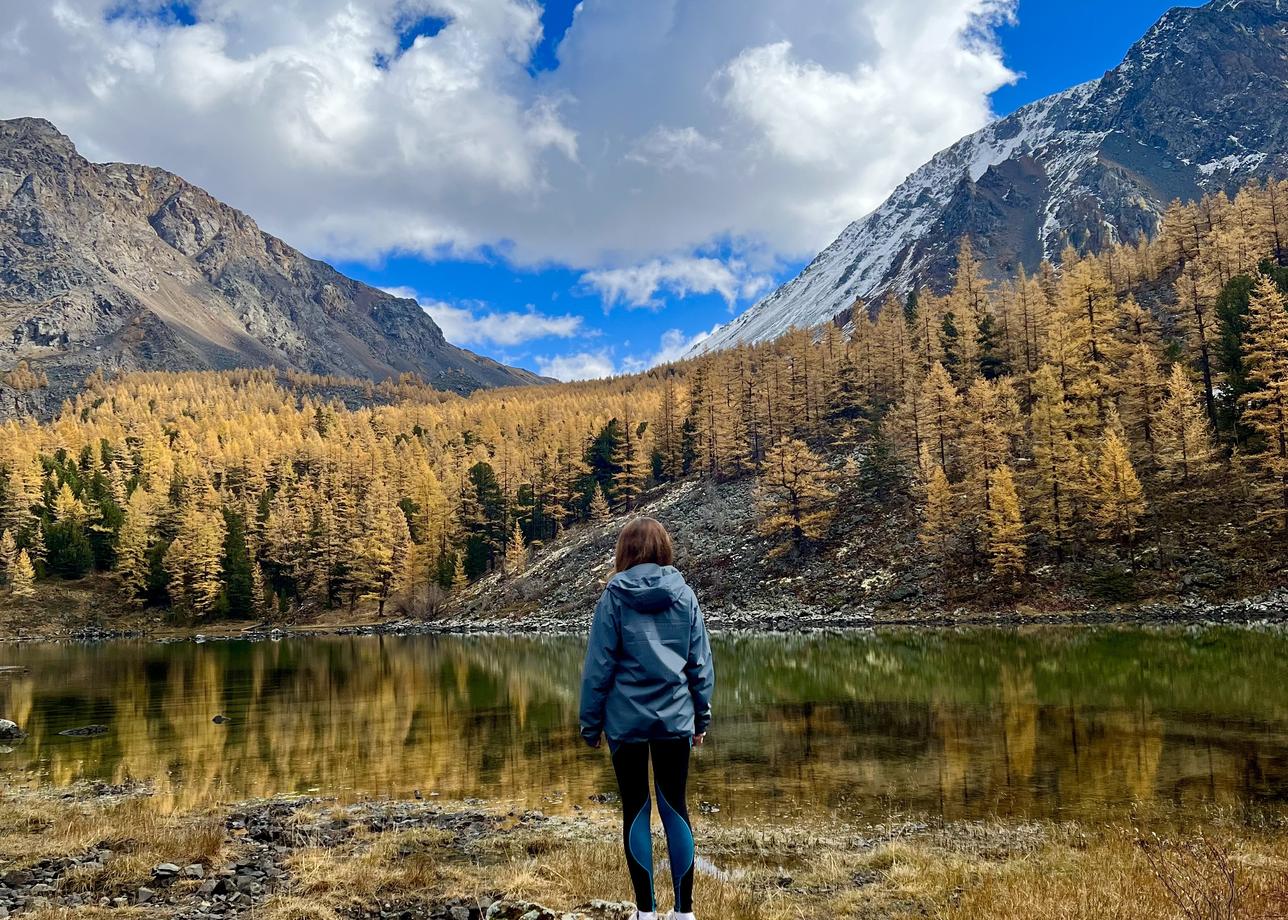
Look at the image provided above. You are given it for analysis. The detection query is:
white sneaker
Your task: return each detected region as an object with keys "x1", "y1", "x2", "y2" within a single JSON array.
[
  {"x1": 631, "y1": 913, "x2": 657, "y2": 920},
  {"x1": 666, "y1": 914, "x2": 696, "y2": 920}
]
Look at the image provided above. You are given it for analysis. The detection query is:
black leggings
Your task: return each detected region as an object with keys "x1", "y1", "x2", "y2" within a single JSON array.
[{"x1": 611, "y1": 737, "x2": 695, "y2": 913}]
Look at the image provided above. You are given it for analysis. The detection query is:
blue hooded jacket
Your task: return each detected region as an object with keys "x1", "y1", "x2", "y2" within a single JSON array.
[{"x1": 579, "y1": 563, "x2": 714, "y2": 746}]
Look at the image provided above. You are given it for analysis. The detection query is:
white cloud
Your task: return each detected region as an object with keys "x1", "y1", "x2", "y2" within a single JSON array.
[
  {"x1": 540, "y1": 327, "x2": 719, "y2": 381},
  {"x1": 581, "y1": 257, "x2": 774, "y2": 311},
  {"x1": 620, "y1": 327, "x2": 716, "y2": 374},
  {"x1": 383, "y1": 286, "x2": 584, "y2": 347},
  {"x1": 0, "y1": 0, "x2": 1017, "y2": 289},
  {"x1": 535, "y1": 350, "x2": 617, "y2": 382},
  {"x1": 653, "y1": 327, "x2": 713, "y2": 364},
  {"x1": 626, "y1": 126, "x2": 721, "y2": 173}
]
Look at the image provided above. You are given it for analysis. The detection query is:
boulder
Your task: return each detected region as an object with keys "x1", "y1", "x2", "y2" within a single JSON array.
[{"x1": 0, "y1": 719, "x2": 24, "y2": 740}]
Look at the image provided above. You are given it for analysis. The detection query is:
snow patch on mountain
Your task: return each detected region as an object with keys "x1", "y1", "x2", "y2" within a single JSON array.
[
  {"x1": 694, "y1": 0, "x2": 1288, "y2": 356},
  {"x1": 694, "y1": 81, "x2": 1103, "y2": 353}
]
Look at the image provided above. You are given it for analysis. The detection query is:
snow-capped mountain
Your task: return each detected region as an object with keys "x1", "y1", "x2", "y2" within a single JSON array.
[{"x1": 697, "y1": 0, "x2": 1288, "y2": 353}]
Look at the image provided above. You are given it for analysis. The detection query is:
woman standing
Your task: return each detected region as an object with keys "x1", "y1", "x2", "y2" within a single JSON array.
[{"x1": 579, "y1": 517, "x2": 715, "y2": 920}]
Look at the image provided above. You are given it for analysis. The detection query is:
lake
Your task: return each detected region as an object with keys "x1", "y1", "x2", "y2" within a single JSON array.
[{"x1": 3, "y1": 627, "x2": 1288, "y2": 821}]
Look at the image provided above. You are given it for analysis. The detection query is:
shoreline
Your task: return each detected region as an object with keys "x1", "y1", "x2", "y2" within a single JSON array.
[{"x1": 1, "y1": 585, "x2": 1286, "y2": 645}]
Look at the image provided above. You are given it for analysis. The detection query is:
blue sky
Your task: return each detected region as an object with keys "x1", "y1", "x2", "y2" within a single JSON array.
[
  {"x1": 336, "y1": 0, "x2": 1195, "y2": 378},
  {"x1": 4, "y1": 0, "x2": 1201, "y2": 380}
]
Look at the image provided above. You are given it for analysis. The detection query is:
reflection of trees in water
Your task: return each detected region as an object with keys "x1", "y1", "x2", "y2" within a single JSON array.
[
  {"x1": 2, "y1": 637, "x2": 599, "y2": 810},
  {"x1": 2, "y1": 629, "x2": 1288, "y2": 817}
]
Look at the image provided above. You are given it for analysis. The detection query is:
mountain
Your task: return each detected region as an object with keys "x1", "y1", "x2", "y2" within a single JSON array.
[
  {"x1": 0, "y1": 117, "x2": 543, "y2": 413},
  {"x1": 698, "y1": 0, "x2": 1288, "y2": 352}
]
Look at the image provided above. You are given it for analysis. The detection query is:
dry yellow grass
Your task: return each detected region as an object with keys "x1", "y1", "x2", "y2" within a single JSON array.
[
  {"x1": 939, "y1": 829, "x2": 1288, "y2": 920},
  {"x1": 0, "y1": 790, "x2": 228, "y2": 894},
  {"x1": 4, "y1": 789, "x2": 1288, "y2": 919}
]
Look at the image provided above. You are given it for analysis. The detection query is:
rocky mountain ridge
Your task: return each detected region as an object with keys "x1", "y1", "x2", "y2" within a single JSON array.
[
  {"x1": 698, "y1": 0, "x2": 1288, "y2": 351},
  {"x1": 0, "y1": 117, "x2": 543, "y2": 416}
]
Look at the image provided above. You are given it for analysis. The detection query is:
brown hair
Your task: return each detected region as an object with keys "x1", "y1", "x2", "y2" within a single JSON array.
[{"x1": 614, "y1": 517, "x2": 674, "y2": 573}]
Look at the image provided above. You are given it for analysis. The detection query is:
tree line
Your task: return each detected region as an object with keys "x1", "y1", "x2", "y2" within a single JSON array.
[{"x1": 1, "y1": 178, "x2": 1287, "y2": 616}]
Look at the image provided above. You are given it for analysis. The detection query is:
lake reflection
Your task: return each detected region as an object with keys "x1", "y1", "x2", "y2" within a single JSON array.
[{"x1": 3, "y1": 628, "x2": 1288, "y2": 820}]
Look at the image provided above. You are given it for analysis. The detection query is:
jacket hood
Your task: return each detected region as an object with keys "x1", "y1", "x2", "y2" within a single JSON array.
[{"x1": 608, "y1": 563, "x2": 687, "y2": 613}]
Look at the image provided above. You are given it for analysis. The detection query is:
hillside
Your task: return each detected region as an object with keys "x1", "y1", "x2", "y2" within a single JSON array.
[
  {"x1": 1, "y1": 178, "x2": 1287, "y2": 633},
  {"x1": 699, "y1": 0, "x2": 1288, "y2": 352},
  {"x1": 0, "y1": 118, "x2": 543, "y2": 417}
]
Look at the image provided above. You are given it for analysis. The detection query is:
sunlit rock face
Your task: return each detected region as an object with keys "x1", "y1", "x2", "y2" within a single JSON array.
[{"x1": 0, "y1": 118, "x2": 544, "y2": 417}]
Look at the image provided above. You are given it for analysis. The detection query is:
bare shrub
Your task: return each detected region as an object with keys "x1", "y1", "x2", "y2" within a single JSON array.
[
  {"x1": 391, "y1": 582, "x2": 448, "y2": 620},
  {"x1": 1138, "y1": 832, "x2": 1244, "y2": 920}
]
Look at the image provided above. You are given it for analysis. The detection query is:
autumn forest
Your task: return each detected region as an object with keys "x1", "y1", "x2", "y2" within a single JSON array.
[{"x1": 1, "y1": 179, "x2": 1287, "y2": 620}]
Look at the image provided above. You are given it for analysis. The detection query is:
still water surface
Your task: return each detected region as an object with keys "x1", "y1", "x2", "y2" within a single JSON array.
[{"x1": 3, "y1": 628, "x2": 1288, "y2": 820}]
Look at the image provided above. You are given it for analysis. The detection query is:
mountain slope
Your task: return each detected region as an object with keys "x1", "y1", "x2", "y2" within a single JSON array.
[
  {"x1": 0, "y1": 118, "x2": 543, "y2": 413},
  {"x1": 699, "y1": 0, "x2": 1288, "y2": 352}
]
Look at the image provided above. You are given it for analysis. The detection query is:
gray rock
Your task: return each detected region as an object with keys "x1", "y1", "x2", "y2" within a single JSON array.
[
  {"x1": 136, "y1": 886, "x2": 156, "y2": 904},
  {"x1": 0, "y1": 117, "x2": 546, "y2": 422},
  {"x1": 57, "y1": 724, "x2": 109, "y2": 737},
  {"x1": 0, "y1": 720, "x2": 24, "y2": 741},
  {"x1": 1, "y1": 869, "x2": 32, "y2": 887}
]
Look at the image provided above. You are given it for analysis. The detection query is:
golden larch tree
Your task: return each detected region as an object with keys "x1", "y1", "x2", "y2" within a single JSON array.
[
  {"x1": 918, "y1": 463, "x2": 955, "y2": 563},
  {"x1": 1088, "y1": 429, "x2": 1147, "y2": 557},
  {"x1": 10, "y1": 548, "x2": 35, "y2": 598},
  {"x1": 588, "y1": 483, "x2": 612, "y2": 523},
  {"x1": 1027, "y1": 365, "x2": 1081, "y2": 551},
  {"x1": 115, "y1": 487, "x2": 156, "y2": 607},
  {"x1": 0, "y1": 529, "x2": 14, "y2": 585},
  {"x1": 1239, "y1": 276, "x2": 1288, "y2": 528},
  {"x1": 504, "y1": 520, "x2": 528, "y2": 576},
  {"x1": 1155, "y1": 363, "x2": 1219, "y2": 487},
  {"x1": 986, "y1": 464, "x2": 1026, "y2": 581},
  {"x1": 755, "y1": 437, "x2": 837, "y2": 557}
]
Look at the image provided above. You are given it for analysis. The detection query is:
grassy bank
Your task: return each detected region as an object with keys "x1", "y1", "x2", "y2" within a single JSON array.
[{"x1": 2, "y1": 786, "x2": 1287, "y2": 919}]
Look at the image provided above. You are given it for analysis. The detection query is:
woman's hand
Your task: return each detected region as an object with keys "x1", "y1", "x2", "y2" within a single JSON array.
[
  {"x1": 585, "y1": 733, "x2": 602, "y2": 749},
  {"x1": 693, "y1": 733, "x2": 706, "y2": 747}
]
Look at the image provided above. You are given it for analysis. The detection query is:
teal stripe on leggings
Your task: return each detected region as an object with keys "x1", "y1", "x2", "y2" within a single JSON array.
[
  {"x1": 628, "y1": 795, "x2": 655, "y2": 909},
  {"x1": 654, "y1": 784, "x2": 694, "y2": 904}
]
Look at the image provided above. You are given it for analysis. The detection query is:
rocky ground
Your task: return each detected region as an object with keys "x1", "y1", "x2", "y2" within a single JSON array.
[
  {"x1": 0, "y1": 784, "x2": 635, "y2": 920},
  {"x1": 1, "y1": 783, "x2": 1287, "y2": 920},
  {"x1": 445, "y1": 475, "x2": 1288, "y2": 635}
]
